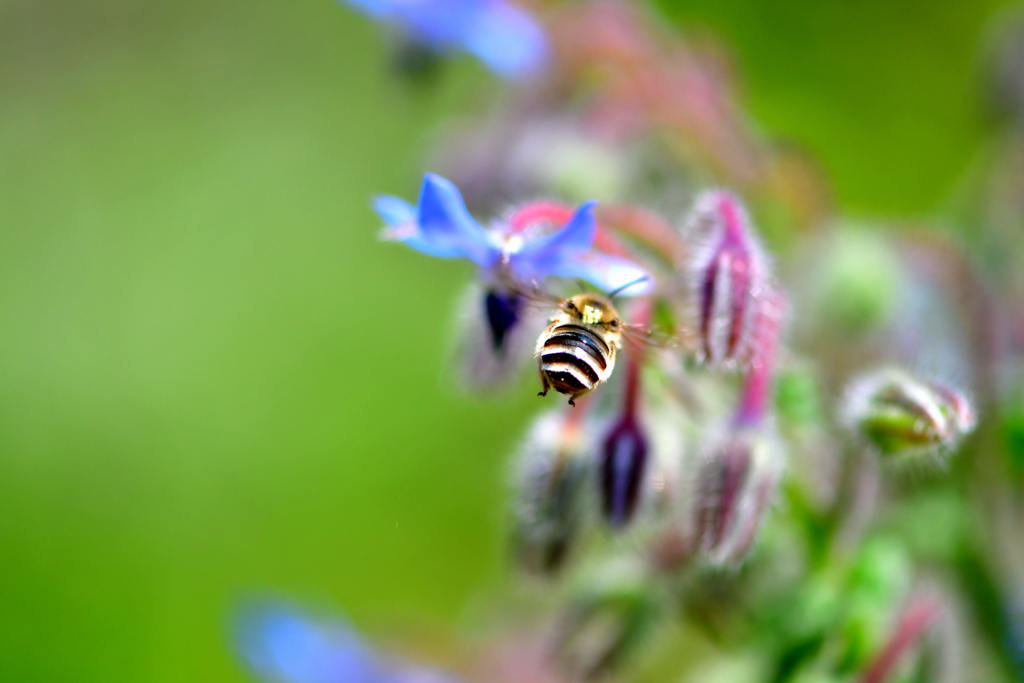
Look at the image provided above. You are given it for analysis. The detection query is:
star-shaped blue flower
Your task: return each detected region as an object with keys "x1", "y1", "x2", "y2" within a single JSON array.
[
  {"x1": 375, "y1": 173, "x2": 651, "y2": 295},
  {"x1": 341, "y1": 0, "x2": 547, "y2": 80}
]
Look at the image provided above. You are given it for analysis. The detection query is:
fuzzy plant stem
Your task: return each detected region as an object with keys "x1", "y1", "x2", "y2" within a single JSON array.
[{"x1": 860, "y1": 595, "x2": 943, "y2": 683}]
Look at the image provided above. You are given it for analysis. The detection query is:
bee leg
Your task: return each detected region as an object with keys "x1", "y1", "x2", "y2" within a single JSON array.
[
  {"x1": 567, "y1": 396, "x2": 576, "y2": 407},
  {"x1": 537, "y1": 369, "x2": 550, "y2": 398}
]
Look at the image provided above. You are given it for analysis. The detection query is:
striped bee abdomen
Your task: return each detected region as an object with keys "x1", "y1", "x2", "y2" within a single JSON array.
[{"x1": 539, "y1": 324, "x2": 615, "y2": 397}]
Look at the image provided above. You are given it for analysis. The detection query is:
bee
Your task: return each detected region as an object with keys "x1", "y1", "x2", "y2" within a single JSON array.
[
  {"x1": 529, "y1": 277, "x2": 652, "y2": 407},
  {"x1": 536, "y1": 293, "x2": 624, "y2": 407}
]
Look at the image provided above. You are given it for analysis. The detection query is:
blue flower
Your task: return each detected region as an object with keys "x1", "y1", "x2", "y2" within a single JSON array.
[
  {"x1": 375, "y1": 173, "x2": 651, "y2": 295},
  {"x1": 237, "y1": 603, "x2": 462, "y2": 683},
  {"x1": 376, "y1": 173, "x2": 651, "y2": 389},
  {"x1": 340, "y1": 0, "x2": 547, "y2": 80}
]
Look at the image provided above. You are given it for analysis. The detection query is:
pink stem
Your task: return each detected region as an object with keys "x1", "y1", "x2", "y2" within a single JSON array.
[
  {"x1": 597, "y1": 204, "x2": 688, "y2": 264},
  {"x1": 734, "y1": 359, "x2": 771, "y2": 428},
  {"x1": 860, "y1": 596, "x2": 943, "y2": 683},
  {"x1": 509, "y1": 202, "x2": 574, "y2": 233},
  {"x1": 733, "y1": 287, "x2": 782, "y2": 428},
  {"x1": 622, "y1": 300, "x2": 654, "y2": 417},
  {"x1": 508, "y1": 202, "x2": 638, "y2": 262}
]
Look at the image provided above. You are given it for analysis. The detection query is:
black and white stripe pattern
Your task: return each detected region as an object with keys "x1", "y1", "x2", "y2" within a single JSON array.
[{"x1": 538, "y1": 323, "x2": 615, "y2": 398}]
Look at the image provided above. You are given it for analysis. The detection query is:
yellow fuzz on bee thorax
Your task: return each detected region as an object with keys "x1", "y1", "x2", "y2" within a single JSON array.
[{"x1": 581, "y1": 306, "x2": 602, "y2": 325}]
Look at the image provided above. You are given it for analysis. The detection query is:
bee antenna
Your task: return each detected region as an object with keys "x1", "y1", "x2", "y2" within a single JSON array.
[{"x1": 607, "y1": 276, "x2": 650, "y2": 300}]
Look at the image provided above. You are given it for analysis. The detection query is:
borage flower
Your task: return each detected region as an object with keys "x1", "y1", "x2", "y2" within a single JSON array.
[
  {"x1": 340, "y1": 0, "x2": 548, "y2": 80},
  {"x1": 237, "y1": 602, "x2": 461, "y2": 683},
  {"x1": 376, "y1": 173, "x2": 650, "y2": 390}
]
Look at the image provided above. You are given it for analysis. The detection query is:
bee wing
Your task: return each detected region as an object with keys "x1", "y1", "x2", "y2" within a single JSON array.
[
  {"x1": 499, "y1": 277, "x2": 565, "y2": 313},
  {"x1": 621, "y1": 323, "x2": 676, "y2": 353}
]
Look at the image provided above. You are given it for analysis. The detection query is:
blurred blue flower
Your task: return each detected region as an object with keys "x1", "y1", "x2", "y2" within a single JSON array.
[
  {"x1": 375, "y1": 173, "x2": 650, "y2": 294},
  {"x1": 237, "y1": 603, "x2": 462, "y2": 683},
  {"x1": 341, "y1": 0, "x2": 547, "y2": 79}
]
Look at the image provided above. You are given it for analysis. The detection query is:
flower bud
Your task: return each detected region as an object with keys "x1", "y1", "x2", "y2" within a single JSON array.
[
  {"x1": 695, "y1": 430, "x2": 782, "y2": 564},
  {"x1": 553, "y1": 558, "x2": 664, "y2": 681},
  {"x1": 511, "y1": 410, "x2": 592, "y2": 574},
  {"x1": 451, "y1": 284, "x2": 546, "y2": 393},
  {"x1": 687, "y1": 190, "x2": 770, "y2": 367},
  {"x1": 485, "y1": 288, "x2": 525, "y2": 353},
  {"x1": 600, "y1": 415, "x2": 650, "y2": 529},
  {"x1": 842, "y1": 368, "x2": 977, "y2": 462}
]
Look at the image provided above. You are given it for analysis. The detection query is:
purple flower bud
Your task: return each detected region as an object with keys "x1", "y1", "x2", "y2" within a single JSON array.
[
  {"x1": 687, "y1": 190, "x2": 770, "y2": 367},
  {"x1": 485, "y1": 288, "x2": 524, "y2": 353},
  {"x1": 452, "y1": 284, "x2": 546, "y2": 393},
  {"x1": 695, "y1": 431, "x2": 781, "y2": 564},
  {"x1": 600, "y1": 415, "x2": 650, "y2": 528}
]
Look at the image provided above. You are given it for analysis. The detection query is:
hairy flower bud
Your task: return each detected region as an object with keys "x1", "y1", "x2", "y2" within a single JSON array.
[
  {"x1": 687, "y1": 190, "x2": 770, "y2": 367},
  {"x1": 842, "y1": 368, "x2": 977, "y2": 462},
  {"x1": 553, "y1": 558, "x2": 664, "y2": 681},
  {"x1": 452, "y1": 283, "x2": 546, "y2": 392},
  {"x1": 695, "y1": 430, "x2": 781, "y2": 564},
  {"x1": 512, "y1": 410, "x2": 592, "y2": 574},
  {"x1": 600, "y1": 415, "x2": 650, "y2": 529}
]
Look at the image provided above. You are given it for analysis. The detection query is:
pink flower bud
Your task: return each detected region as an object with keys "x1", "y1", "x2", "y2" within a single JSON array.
[
  {"x1": 688, "y1": 190, "x2": 771, "y2": 367},
  {"x1": 695, "y1": 430, "x2": 781, "y2": 564}
]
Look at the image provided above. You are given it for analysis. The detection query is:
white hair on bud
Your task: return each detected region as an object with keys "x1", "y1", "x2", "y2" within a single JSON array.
[
  {"x1": 682, "y1": 189, "x2": 773, "y2": 369},
  {"x1": 509, "y1": 408, "x2": 596, "y2": 574},
  {"x1": 447, "y1": 282, "x2": 548, "y2": 395},
  {"x1": 840, "y1": 366, "x2": 977, "y2": 472}
]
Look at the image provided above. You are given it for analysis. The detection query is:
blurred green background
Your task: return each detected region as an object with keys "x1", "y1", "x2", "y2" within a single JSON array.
[{"x1": 0, "y1": 0, "x2": 1015, "y2": 680}]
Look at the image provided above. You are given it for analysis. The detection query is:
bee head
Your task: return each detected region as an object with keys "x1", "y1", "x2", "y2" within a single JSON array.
[{"x1": 564, "y1": 294, "x2": 621, "y2": 328}]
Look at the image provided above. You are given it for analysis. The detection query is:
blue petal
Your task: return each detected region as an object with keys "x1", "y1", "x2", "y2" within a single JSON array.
[
  {"x1": 460, "y1": 1, "x2": 548, "y2": 79},
  {"x1": 376, "y1": 194, "x2": 464, "y2": 259},
  {"x1": 398, "y1": 0, "x2": 476, "y2": 46},
  {"x1": 338, "y1": 0, "x2": 546, "y2": 79},
  {"x1": 237, "y1": 604, "x2": 389, "y2": 683},
  {"x1": 374, "y1": 196, "x2": 417, "y2": 227},
  {"x1": 340, "y1": 0, "x2": 399, "y2": 20},
  {"x1": 552, "y1": 254, "x2": 653, "y2": 296},
  {"x1": 511, "y1": 200, "x2": 597, "y2": 281},
  {"x1": 417, "y1": 174, "x2": 498, "y2": 265}
]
